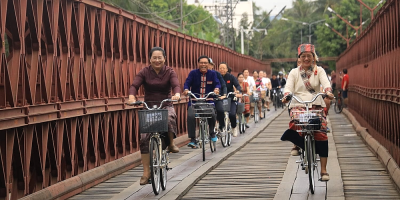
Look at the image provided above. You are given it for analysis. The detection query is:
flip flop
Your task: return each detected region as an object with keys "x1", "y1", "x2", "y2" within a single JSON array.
[{"x1": 320, "y1": 173, "x2": 330, "y2": 181}]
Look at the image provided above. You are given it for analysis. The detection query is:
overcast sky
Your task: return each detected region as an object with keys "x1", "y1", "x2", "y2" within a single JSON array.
[{"x1": 252, "y1": 0, "x2": 293, "y2": 15}]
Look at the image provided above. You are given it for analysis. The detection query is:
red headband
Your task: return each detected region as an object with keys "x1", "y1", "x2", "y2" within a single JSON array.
[{"x1": 298, "y1": 44, "x2": 315, "y2": 56}]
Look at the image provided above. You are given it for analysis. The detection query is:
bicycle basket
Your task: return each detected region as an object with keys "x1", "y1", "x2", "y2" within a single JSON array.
[
  {"x1": 215, "y1": 98, "x2": 231, "y2": 112},
  {"x1": 193, "y1": 103, "x2": 215, "y2": 118},
  {"x1": 291, "y1": 110, "x2": 323, "y2": 132},
  {"x1": 138, "y1": 109, "x2": 169, "y2": 133},
  {"x1": 252, "y1": 91, "x2": 261, "y2": 102},
  {"x1": 236, "y1": 102, "x2": 245, "y2": 114}
]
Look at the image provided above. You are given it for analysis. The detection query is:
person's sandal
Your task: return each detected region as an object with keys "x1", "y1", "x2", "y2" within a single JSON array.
[
  {"x1": 320, "y1": 173, "x2": 330, "y2": 181},
  {"x1": 291, "y1": 147, "x2": 300, "y2": 156},
  {"x1": 168, "y1": 145, "x2": 179, "y2": 153},
  {"x1": 140, "y1": 176, "x2": 150, "y2": 185}
]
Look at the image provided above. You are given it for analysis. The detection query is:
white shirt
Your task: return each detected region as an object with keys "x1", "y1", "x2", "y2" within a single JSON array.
[
  {"x1": 261, "y1": 77, "x2": 270, "y2": 91},
  {"x1": 244, "y1": 76, "x2": 256, "y2": 92}
]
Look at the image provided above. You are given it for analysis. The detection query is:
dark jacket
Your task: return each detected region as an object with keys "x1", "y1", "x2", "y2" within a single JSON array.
[
  {"x1": 215, "y1": 71, "x2": 227, "y2": 95},
  {"x1": 221, "y1": 73, "x2": 241, "y2": 94}
]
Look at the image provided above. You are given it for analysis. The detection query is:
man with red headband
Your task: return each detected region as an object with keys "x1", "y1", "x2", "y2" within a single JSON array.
[{"x1": 281, "y1": 44, "x2": 334, "y2": 181}]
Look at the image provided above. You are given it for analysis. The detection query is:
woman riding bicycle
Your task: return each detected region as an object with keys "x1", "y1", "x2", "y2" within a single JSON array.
[
  {"x1": 253, "y1": 70, "x2": 264, "y2": 119},
  {"x1": 281, "y1": 44, "x2": 334, "y2": 181},
  {"x1": 128, "y1": 47, "x2": 181, "y2": 185},
  {"x1": 237, "y1": 73, "x2": 250, "y2": 127},
  {"x1": 218, "y1": 63, "x2": 242, "y2": 137}
]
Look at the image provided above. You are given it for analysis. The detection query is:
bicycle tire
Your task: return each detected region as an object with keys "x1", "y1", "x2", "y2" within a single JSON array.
[
  {"x1": 334, "y1": 96, "x2": 344, "y2": 113},
  {"x1": 160, "y1": 150, "x2": 167, "y2": 190},
  {"x1": 150, "y1": 137, "x2": 161, "y2": 195},
  {"x1": 220, "y1": 114, "x2": 229, "y2": 147},
  {"x1": 307, "y1": 135, "x2": 316, "y2": 194},
  {"x1": 200, "y1": 123, "x2": 206, "y2": 161},
  {"x1": 275, "y1": 95, "x2": 278, "y2": 111},
  {"x1": 227, "y1": 122, "x2": 232, "y2": 146},
  {"x1": 241, "y1": 114, "x2": 246, "y2": 133},
  {"x1": 254, "y1": 106, "x2": 259, "y2": 123}
]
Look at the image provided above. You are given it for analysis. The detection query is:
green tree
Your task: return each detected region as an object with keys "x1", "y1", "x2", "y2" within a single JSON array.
[{"x1": 100, "y1": 0, "x2": 220, "y2": 44}]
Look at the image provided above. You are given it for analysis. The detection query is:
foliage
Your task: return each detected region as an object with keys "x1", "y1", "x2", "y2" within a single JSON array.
[
  {"x1": 100, "y1": 0, "x2": 220, "y2": 43},
  {"x1": 243, "y1": 0, "x2": 382, "y2": 72}
]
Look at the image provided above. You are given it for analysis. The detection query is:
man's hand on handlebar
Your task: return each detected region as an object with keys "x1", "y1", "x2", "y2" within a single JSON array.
[
  {"x1": 326, "y1": 92, "x2": 334, "y2": 100},
  {"x1": 219, "y1": 95, "x2": 226, "y2": 100},
  {"x1": 128, "y1": 95, "x2": 136, "y2": 104},
  {"x1": 214, "y1": 88, "x2": 220, "y2": 95},
  {"x1": 171, "y1": 93, "x2": 181, "y2": 101},
  {"x1": 182, "y1": 89, "x2": 189, "y2": 96}
]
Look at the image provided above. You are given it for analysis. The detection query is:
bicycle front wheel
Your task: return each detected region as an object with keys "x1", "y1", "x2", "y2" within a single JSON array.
[
  {"x1": 201, "y1": 122, "x2": 206, "y2": 161},
  {"x1": 306, "y1": 135, "x2": 316, "y2": 194},
  {"x1": 254, "y1": 106, "x2": 259, "y2": 123},
  {"x1": 220, "y1": 115, "x2": 229, "y2": 147},
  {"x1": 150, "y1": 137, "x2": 161, "y2": 195},
  {"x1": 160, "y1": 151, "x2": 167, "y2": 190}
]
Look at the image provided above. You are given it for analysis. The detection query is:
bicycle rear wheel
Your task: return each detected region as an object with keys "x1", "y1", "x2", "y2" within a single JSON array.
[
  {"x1": 240, "y1": 114, "x2": 246, "y2": 134},
  {"x1": 306, "y1": 135, "x2": 316, "y2": 194},
  {"x1": 160, "y1": 151, "x2": 167, "y2": 190},
  {"x1": 334, "y1": 96, "x2": 344, "y2": 113},
  {"x1": 150, "y1": 138, "x2": 161, "y2": 195},
  {"x1": 274, "y1": 95, "x2": 278, "y2": 111}
]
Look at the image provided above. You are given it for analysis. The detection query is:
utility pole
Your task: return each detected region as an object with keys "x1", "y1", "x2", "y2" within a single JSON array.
[{"x1": 180, "y1": 0, "x2": 183, "y2": 30}]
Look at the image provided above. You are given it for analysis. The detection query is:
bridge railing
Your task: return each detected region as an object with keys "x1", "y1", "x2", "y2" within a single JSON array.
[
  {"x1": 0, "y1": 0, "x2": 269, "y2": 199},
  {"x1": 336, "y1": 0, "x2": 400, "y2": 166}
]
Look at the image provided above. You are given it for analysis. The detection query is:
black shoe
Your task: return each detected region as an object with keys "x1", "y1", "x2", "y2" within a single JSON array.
[
  {"x1": 267, "y1": 108, "x2": 270, "y2": 111},
  {"x1": 245, "y1": 125, "x2": 250, "y2": 128}
]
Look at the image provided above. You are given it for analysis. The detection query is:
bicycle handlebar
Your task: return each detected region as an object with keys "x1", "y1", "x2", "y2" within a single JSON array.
[
  {"x1": 283, "y1": 93, "x2": 327, "y2": 104},
  {"x1": 126, "y1": 99, "x2": 178, "y2": 110},
  {"x1": 187, "y1": 91, "x2": 218, "y2": 101}
]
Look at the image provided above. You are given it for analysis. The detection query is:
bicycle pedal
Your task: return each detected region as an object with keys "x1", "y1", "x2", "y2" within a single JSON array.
[
  {"x1": 316, "y1": 158, "x2": 320, "y2": 161},
  {"x1": 296, "y1": 160, "x2": 302, "y2": 163},
  {"x1": 167, "y1": 167, "x2": 172, "y2": 170}
]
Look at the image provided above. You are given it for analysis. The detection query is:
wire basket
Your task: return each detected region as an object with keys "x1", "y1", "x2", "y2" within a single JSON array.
[
  {"x1": 252, "y1": 91, "x2": 261, "y2": 102},
  {"x1": 215, "y1": 98, "x2": 231, "y2": 112},
  {"x1": 193, "y1": 103, "x2": 215, "y2": 118},
  {"x1": 236, "y1": 102, "x2": 245, "y2": 114},
  {"x1": 291, "y1": 110, "x2": 324, "y2": 132},
  {"x1": 138, "y1": 109, "x2": 169, "y2": 133}
]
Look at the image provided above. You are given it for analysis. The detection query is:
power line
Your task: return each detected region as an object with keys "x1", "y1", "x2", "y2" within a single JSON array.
[{"x1": 185, "y1": 15, "x2": 212, "y2": 25}]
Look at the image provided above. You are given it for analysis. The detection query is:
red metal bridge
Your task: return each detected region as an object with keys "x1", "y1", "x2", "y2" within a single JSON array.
[{"x1": 0, "y1": 0, "x2": 399, "y2": 199}]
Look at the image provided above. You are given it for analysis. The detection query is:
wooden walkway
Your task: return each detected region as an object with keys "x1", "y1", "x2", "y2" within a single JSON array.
[
  {"x1": 68, "y1": 108, "x2": 400, "y2": 200},
  {"x1": 330, "y1": 113, "x2": 400, "y2": 200},
  {"x1": 182, "y1": 114, "x2": 290, "y2": 200}
]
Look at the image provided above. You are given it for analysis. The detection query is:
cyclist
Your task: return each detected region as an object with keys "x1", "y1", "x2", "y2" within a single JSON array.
[
  {"x1": 278, "y1": 71, "x2": 287, "y2": 88},
  {"x1": 218, "y1": 63, "x2": 242, "y2": 137},
  {"x1": 128, "y1": 47, "x2": 181, "y2": 185},
  {"x1": 253, "y1": 71, "x2": 264, "y2": 119},
  {"x1": 270, "y1": 74, "x2": 281, "y2": 106},
  {"x1": 243, "y1": 69, "x2": 256, "y2": 123},
  {"x1": 208, "y1": 58, "x2": 227, "y2": 98},
  {"x1": 237, "y1": 73, "x2": 250, "y2": 128},
  {"x1": 281, "y1": 43, "x2": 334, "y2": 181},
  {"x1": 259, "y1": 70, "x2": 271, "y2": 111},
  {"x1": 183, "y1": 55, "x2": 221, "y2": 149}
]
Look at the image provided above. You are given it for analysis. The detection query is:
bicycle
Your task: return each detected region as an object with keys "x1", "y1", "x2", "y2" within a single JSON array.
[
  {"x1": 334, "y1": 90, "x2": 344, "y2": 114},
  {"x1": 126, "y1": 99, "x2": 177, "y2": 195},
  {"x1": 252, "y1": 89, "x2": 261, "y2": 123},
  {"x1": 187, "y1": 91, "x2": 218, "y2": 161},
  {"x1": 237, "y1": 94, "x2": 249, "y2": 134},
  {"x1": 215, "y1": 92, "x2": 236, "y2": 147},
  {"x1": 285, "y1": 93, "x2": 327, "y2": 194},
  {"x1": 272, "y1": 88, "x2": 279, "y2": 111}
]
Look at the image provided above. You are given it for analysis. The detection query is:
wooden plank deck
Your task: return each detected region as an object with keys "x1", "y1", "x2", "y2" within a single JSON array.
[
  {"x1": 330, "y1": 112, "x2": 400, "y2": 200},
  {"x1": 182, "y1": 113, "x2": 291, "y2": 200}
]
